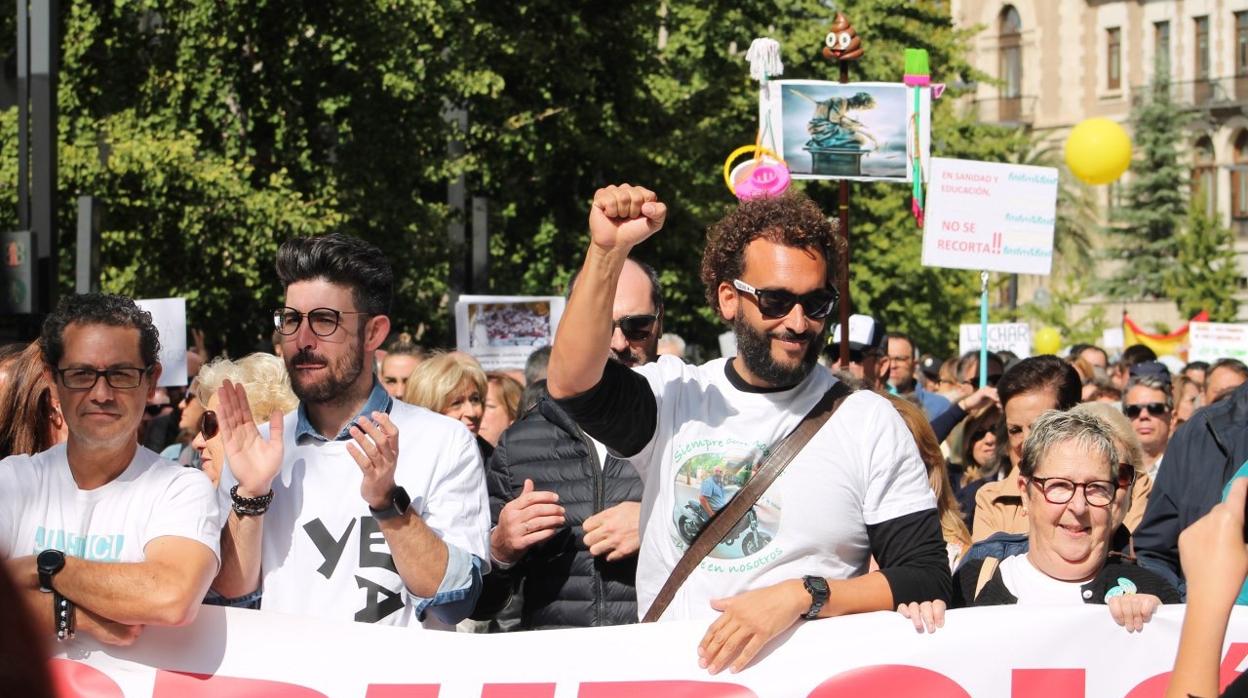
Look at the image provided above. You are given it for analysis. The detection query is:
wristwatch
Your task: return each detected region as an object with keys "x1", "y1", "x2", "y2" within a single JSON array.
[
  {"x1": 802, "y1": 575, "x2": 829, "y2": 620},
  {"x1": 37, "y1": 549, "x2": 66, "y2": 592},
  {"x1": 369, "y1": 486, "x2": 411, "y2": 521}
]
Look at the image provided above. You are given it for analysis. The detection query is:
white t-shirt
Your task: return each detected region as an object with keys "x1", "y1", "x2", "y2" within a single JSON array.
[
  {"x1": 0, "y1": 444, "x2": 222, "y2": 565},
  {"x1": 220, "y1": 400, "x2": 490, "y2": 628},
  {"x1": 628, "y1": 357, "x2": 936, "y2": 621},
  {"x1": 998, "y1": 554, "x2": 1088, "y2": 604}
]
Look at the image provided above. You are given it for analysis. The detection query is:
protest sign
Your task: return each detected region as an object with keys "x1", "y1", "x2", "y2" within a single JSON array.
[
  {"x1": 958, "y1": 322, "x2": 1031, "y2": 359},
  {"x1": 135, "y1": 297, "x2": 187, "y2": 387},
  {"x1": 1189, "y1": 322, "x2": 1248, "y2": 363},
  {"x1": 454, "y1": 295, "x2": 565, "y2": 371},
  {"x1": 50, "y1": 604, "x2": 1248, "y2": 697},
  {"x1": 921, "y1": 157, "x2": 1058, "y2": 276}
]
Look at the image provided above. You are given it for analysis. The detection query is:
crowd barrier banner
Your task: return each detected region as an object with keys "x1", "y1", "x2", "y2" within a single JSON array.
[{"x1": 46, "y1": 604, "x2": 1248, "y2": 697}]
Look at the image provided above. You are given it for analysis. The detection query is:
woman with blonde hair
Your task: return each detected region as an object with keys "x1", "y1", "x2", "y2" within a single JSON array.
[
  {"x1": 882, "y1": 393, "x2": 972, "y2": 569},
  {"x1": 404, "y1": 352, "x2": 489, "y2": 438},
  {"x1": 193, "y1": 353, "x2": 299, "y2": 486}
]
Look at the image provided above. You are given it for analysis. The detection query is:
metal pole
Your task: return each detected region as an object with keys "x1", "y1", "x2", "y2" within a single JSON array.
[
  {"x1": 30, "y1": 0, "x2": 58, "y2": 313},
  {"x1": 16, "y1": 0, "x2": 28, "y2": 230},
  {"x1": 76, "y1": 195, "x2": 100, "y2": 294},
  {"x1": 445, "y1": 103, "x2": 467, "y2": 308},
  {"x1": 471, "y1": 196, "x2": 488, "y2": 293},
  {"x1": 836, "y1": 60, "x2": 852, "y2": 366},
  {"x1": 979, "y1": 271, "x2": 989, "y2": 389}
]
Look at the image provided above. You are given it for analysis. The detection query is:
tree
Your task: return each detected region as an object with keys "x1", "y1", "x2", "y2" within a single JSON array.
[
  {"x1": 1166, "y1": 191, "x2": 1240, "y2": 322},
  {"x1": 1100, "y1": 63, "x2": 1188, "y2": 300}
]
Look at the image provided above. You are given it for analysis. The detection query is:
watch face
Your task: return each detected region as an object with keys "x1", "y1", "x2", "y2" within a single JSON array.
[
  {"x1": 37, "y1": 549, "x2": 65, "y2": 573},
  {"x1": 392, "y1": 486, "x2": 411, "y2": 512},
  {"x1": 805, "y1": 575, "x2": 829, "y2": 597}
]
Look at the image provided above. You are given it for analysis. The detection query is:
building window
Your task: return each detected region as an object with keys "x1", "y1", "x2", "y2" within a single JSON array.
[
  {"x1": 998, "y1": 6, "x2": 1022, "y2": 121},
  {"x1": 1154, "y1": 21, "x2": 1170, "y2": 72},
  {"x1": 1234, "y1": 132, "x2": 1248, "y2": 220},
  {"x1": 1238, "y1": 12, "x2": 1248, "y2": 74},
  {"x1": 1196, "y1": 16, "x2": 1211, "y2": 80},
  {"x1": 1107, "y1": 27, "x2": 1122, "y2": 90},
  {"x1": 1194, "y1": 137, "x2": 1217, "y2": 217}
]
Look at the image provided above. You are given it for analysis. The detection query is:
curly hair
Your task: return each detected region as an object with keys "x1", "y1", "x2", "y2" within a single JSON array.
[
  {"x1": 195, "y1": 353, "x2": 299, "y2": 421},
  {"x1": 699, "y1": 193, "x2": 840, "y2": 313},
  {"x1": 40, "y1": 292, "x2": 161, "y2": 369}
]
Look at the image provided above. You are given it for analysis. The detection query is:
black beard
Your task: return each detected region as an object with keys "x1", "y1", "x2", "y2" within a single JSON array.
[
  {"x1": 287, "y1": 343, "x2": 365, "y2": 405},
  {"x1": 732, "y1": 314, "x2": 825, "y2": 388}
]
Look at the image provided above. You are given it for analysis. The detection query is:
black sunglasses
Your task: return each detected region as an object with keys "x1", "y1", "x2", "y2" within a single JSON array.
[
  {"x1": 732, "y1": 279, "x2": 838, "y2": 320},
  {"x1": 1124, "y1": 402, "x2": 1169, "y2": 419},
  {"x1": 613, "y1": 314, "x2": 658, "y2": 341},
  {"x1": 199, "y1": 410, "x2": 219, "y2": 440},
  {"x1": 963, "y1": 374, "x2": 1003, "y2": 388}
]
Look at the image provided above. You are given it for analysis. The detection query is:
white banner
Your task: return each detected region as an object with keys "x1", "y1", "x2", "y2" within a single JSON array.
[
  {"x1": 453, "y1": 295, "x2": 566, "y2": 371},
  {"x1": 47, "y1": 605, "x2": 1248, "y2": 697},
  {"x1": 959, "y1": 322, "x2": 1032, "y2": 359},
  {"x1": 921, "y1": 158, "x2": 1058, "y2": 276},
  {"x1": 1189, "y1": 322, "x2": 1248, "y2": 363},
  {"x1": 135, "y1": 298, "x2": 187, "y2": 387}
]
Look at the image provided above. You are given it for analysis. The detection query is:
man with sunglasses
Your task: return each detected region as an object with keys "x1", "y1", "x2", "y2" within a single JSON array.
[
  {"x1": 210, "y1": 233, "x2": 490, "y2": 628},
  {"x1": 547, "y1": 185, "x2": 949, "y2": 674},
  {"x1": 1123, "y1": 374, "x2": 1172, "y2": 478},
  {"x1": 0, "y1": 293, "x2": 222, "y2": 645},
  {"x1": 473, "y1": 257, "x2": 659, "y2": 630}
]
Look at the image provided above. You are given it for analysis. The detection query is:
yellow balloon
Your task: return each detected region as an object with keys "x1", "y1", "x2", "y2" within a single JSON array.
[
  {"x1": 1034, "y1": 327, "x2": 1062, "y2": 356},
  {"x1": 1064, "y1": 118, "x2": 1132, "y2": 185}
]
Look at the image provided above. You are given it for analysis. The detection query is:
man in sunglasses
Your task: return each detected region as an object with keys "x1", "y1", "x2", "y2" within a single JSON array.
[
  {"x1": 1123, "y1": 374, "x2": 1172, "y2": 478},
  {"x1": 547, "y1": 184, "x2": 949, "y2": 674},
  {"x1": 210, "y1": 233, "x2": 490, "y2": 628},
  {"x1": 0, "y1": 293, "x2": 222, "y2": 645},
  {"x1": 473, "y1": 257, "x2": 660, "y2": 630}
]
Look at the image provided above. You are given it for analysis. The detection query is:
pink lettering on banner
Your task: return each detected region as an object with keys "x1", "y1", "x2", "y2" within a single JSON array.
[
  {"x1": 578, "y1": 681, "x2": 755, "y2": 698},
  {"x1": 152, "y1": 670, "x2": 331, "y2": 697},
  {"x1": 806, "y1": 664, "x2": 971, "y2": 697},
  {"x1": 1012, "y1": 669, "x2": 1084, "y2": 698},
  {"x1": 481, "y1": 684, "x2": 557, "y2": 698},
  {"x1": 49, "y1": 659, "x2": 124, "y2": 698},
  {"x1": 1123, "y1": 642, "x2": 1248, "y2": 698},
  {"x1": 364, "y1": 685, "x2": 442, "y2": 698}
]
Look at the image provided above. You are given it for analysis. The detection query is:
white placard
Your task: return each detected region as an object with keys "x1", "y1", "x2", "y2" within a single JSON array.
[
  {"x1": 135, "y1": 297, "x2": 187, "y2": 387},
  {"x1": 959, "y1": 322, "x2": 1032, "y2": 359},
  {"x1": 921, "y1": 157, "x2": 1058, "y2": 275},
  {"x1": 48, "y1": 604, "x2": 1248, "y2": 698},
  {"x1": 1102, "y1": 327, "x2": 1125, "y2": 353},
  {"x1": 1189, "y1": 321, "x2": 1248, "y2": 363},
  {"x1": 454, "y1": 295, "x2": 565, "y2": 371}
]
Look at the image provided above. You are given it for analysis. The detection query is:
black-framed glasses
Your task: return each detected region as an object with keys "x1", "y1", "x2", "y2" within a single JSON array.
[
  {"x1": 613, "y1": 314, "x2": 658, "y2": 341},
  {"x1": 1028, "y1": 464, "x2": 1136, "y2": 507},
  {"x1": 199, "y1": 410, "x2": 219, "y2": 440},
  {"x1": 1124, "y1": 402, "x2": 1168, "y2": 419},
  {"x1": 273, "y1": 307, "x2": 371, "y2": 337},
  {"x1": 54, "y1": 366, "x2": 152, "y2": 391},
  {"x1": 732, "y1": 279, "x2": 838, "y2": 320}
]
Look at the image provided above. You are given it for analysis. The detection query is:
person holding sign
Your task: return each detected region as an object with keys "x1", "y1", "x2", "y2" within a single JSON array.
[{"x1": 548, "y1": 185, "x2": 949, "y2": 674}]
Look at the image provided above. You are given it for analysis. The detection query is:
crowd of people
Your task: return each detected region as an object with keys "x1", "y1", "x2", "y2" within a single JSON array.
[{"x1": 1, "y1": 184, "x2": 1248, "y2": 696}]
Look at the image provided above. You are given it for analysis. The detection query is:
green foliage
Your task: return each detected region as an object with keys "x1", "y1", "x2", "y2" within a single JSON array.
[
  {"x1": 1165, "y1": 192, "x2": 1240, "y2": 322},
  {"x1": 0, "y1": 0, "x2": 1025, "y2": 357},
  {"x1": 1100, "y1": 63, "x2": 1188, "y2": 300},
  {"x1": 1016, "y1": 275, "x2": 1108, "y2": 348}
]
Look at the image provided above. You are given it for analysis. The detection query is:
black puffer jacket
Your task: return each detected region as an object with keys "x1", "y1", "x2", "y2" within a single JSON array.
[{"x1": 472, "y1": 395, "x2": 644, "y2": 629}]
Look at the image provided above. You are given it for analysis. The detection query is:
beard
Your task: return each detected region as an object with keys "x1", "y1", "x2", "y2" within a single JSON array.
[
  {"x1": 732, "y1": 313, "x2": 825, "y2": 388},
  {"x1": 287, "y1": 342, "x2": 365, "y2": 405}
]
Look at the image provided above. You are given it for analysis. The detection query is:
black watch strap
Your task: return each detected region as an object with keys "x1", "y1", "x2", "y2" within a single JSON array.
[
  {"x1": 369, "y1": 486, "x2": 411, "y2": 521},
  {"x1": 37, "y1": 549, "x2": 66, "y2": 593},
  {"x1": 802, "y1": 575, "x2": 829, "y2": 620}
]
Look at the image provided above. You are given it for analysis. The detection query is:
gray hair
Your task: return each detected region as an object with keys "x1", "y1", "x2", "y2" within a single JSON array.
[
  {"x1": 1124, "y1": 374, "x2": 1173, "y2": 411},
  {"x1": 1019, "y1": 410, "x2": 1122, "y2": 480},
  {"x1": 1070, "y1": 401, "x2": 1144, "y2": 472}
]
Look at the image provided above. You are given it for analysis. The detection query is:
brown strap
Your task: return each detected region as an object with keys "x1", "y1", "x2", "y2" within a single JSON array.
[
  {"x1": 974, "y1": 557, "x2": 1000, "y2": 600},
  {"x1": 642, "y1": 381, "x2": 854, "y2": 622}
]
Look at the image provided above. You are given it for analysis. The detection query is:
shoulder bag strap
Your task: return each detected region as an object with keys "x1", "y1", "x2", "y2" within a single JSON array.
[{"x1": 642, "y1": 381, "x2": 854, "y2": 622}]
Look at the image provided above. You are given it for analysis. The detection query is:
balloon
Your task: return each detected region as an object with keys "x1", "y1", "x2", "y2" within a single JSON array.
[
  {"x1": 1034, "y1": 327, "x2": 1062, "y2": 356},
  {"x1": 1064, "y1": 118, "x2": 1132, "y2": 185}
]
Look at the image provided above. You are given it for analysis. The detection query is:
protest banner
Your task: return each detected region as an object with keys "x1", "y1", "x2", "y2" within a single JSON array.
[
  {"x1": 135, "y1": 297, "x2": 187, "y2": 387},
  {"x1": 1189, "y1": 322, "x2": 1248, "y2": 364},
  {"x1": 958, "y1": 322, "x2": 1031, "y2": 359},
  {"x1": 453, "y1": 295, "x2": 565, "y2": 371},
  {"x1": 47, "y1": 605, "x2": 1248, "y2": 697},
  {"x1": 921, "y1": 157, "x2": 1058, "y2": 276}
]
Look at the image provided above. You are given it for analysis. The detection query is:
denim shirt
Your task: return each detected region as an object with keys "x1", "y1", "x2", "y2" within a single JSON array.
[{"x1": 212, "y1": 378, "x2": 484, "y2": 623}]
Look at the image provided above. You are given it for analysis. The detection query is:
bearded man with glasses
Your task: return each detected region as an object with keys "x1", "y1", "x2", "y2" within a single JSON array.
[
  {"x1": 0, "y1": 293, "x2": 222, "y2": 646},
  {"x1": 210, "y1": 233, "x2": 490, "y2": 628},
  {"x1": 547, "y1": 185, "x2": 949, "y2": 674}
]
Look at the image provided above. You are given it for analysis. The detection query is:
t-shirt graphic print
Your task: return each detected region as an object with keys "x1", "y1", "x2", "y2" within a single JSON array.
[{"x1": 672, "y1": 439, "x2": 779, "y2": 560}]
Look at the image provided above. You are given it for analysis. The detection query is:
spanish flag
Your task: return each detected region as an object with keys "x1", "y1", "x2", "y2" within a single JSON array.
[{"x1": 1122, "y1": 310, "x2": 1208, "y2": 358}]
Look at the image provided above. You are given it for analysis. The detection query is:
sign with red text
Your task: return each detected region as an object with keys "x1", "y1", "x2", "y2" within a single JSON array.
[
  {"x1": 47, "y1": 604, "x2": 1248, "y2": 697},
  {"x1": 921, "y1": 157, "x2": 1057, "y2": 276}
]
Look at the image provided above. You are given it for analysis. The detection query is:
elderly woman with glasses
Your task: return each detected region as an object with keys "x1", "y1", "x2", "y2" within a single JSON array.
[
  {"x1": 900, "y1": 410, "x2": 1180, "y2": 634},
  {"x1": 191, "y1": 354, "x2": 299, "y2": 487}
]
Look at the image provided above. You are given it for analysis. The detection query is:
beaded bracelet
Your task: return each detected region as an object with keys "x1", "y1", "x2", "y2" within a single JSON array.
[
  {"x1": 230, "y1": 485, "x2": 274, "y2": 517},
  {"x1": 54, "y1": 592, "x2": 75, "y2": 641}
]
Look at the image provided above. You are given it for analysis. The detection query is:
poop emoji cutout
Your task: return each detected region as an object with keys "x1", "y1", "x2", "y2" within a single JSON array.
[{"x1": 821, "y1": 13, "x2": 864, "y2": 62}]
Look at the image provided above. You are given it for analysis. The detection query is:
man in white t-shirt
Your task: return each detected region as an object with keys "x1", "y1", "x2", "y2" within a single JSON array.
[
  {"x1": 211, "y1": 233, "x2": 490, "y2": 628},
  {"x1": 0, "y1": 293, "x2": 222, "y2": 646},
  {"x1": 548, "y1": 185, "x2": 950, "y2": 674}
]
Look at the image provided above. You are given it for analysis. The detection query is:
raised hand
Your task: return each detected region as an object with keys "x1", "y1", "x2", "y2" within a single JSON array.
[
  {"x1": 346, "y1": 411, "x2": 400, "y2": 510},
  {"x1": 588, "y1": 184, "x2": 667, "y2": 252},
  {"x1": 491, "y1": 479, "x2": 566, "y2": 565},
  {"x1": 216, "y1": 379, "x2": 284, "y2": 497}
]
